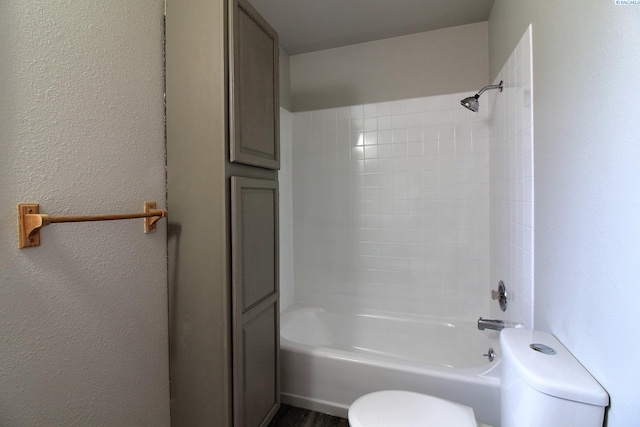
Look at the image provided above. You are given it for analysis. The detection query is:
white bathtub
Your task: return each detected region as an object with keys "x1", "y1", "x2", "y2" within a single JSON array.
[{"x1": 280, "y1": 304, "x2": 501, "y2": 426}]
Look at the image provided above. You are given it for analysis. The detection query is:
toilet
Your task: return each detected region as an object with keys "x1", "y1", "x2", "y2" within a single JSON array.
[{"x1": 349, "y1": 328, "x2": 609, "y2": 427}]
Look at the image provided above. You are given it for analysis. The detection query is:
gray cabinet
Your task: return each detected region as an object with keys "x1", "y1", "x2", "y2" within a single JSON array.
[
  {"x1": 166, "y1": 1, "x2": 280, "y2": 425},
  {"x1": 231, "y1": 177, "x2": 280, "y2": 427},
  {"x1": 229, "y1": 0, "x2": 280, "y2": 170},
  {"x1": 229, "y1": 1, "x2": 281, "y2": 425}
]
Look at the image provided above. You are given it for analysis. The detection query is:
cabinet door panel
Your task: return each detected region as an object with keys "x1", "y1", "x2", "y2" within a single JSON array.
[
  {"x1": 231, "y1": 176, "x2": 280, "y2": 427},
  {"x1": 230, "y1": 0, "x2": 279, "y2": 169},
  {"x1": 240, "y1": 188, "x2": 276, "y2": 310},
  {"x1": 243, "y1": 303, "x2": 278, "y2": 427}
]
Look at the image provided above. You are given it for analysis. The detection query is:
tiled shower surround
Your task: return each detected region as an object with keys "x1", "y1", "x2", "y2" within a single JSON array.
[
  {"x1": 292, "y1": 95, "x2": 492, "y2": 320},
  {"x1": 489, "y1": 26, "x2": 534, "y2": 328},
  {"x1": 289, "y1": 27, "x2": 534, "y2": 324}
]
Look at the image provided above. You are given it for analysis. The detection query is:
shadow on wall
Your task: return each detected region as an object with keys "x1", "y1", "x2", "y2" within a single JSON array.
[
  {"x1": 167, "y1": 222, "x2": 182, "y2": 358},
  {"x1": 292, "y1": 85, "x2": 360, "y2": 112}
]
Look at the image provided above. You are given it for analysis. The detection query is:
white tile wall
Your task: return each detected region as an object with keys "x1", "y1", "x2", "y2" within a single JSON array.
[
  {"x1": 288, "y1": 27, "x2": 534, "y2": 324},
  {"x1": 489, "y1": 25, "x2": 534, "y2": 328},
  {"x1": 279, "y1": 107, "x2": 295, "y2": 312},
  {"x1": 292, "y1": 92, "x2": 492, "y2": 320}
]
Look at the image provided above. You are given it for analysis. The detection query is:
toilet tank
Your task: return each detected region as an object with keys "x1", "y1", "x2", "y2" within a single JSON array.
[{"x1": 500, "y1": 329, "x2": 609, "y2": 427}]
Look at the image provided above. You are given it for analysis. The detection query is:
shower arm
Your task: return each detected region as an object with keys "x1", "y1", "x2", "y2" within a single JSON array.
[{"x1": 475, "y1": 81, "x2": 504, "y2": 97}]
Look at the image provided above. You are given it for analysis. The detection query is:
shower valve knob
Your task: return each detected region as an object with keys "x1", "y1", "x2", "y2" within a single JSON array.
[{"x1": 492, "y1": 281, "x2": 508, "y2": 312}]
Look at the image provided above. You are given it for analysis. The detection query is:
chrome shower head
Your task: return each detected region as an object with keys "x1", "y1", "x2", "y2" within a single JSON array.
[
  {"x1": 460, "y1": 95, "x2": 479, "y2": 112},
  {"x1": 460, "y1": 81, "x2": 503, "y2": 112}
]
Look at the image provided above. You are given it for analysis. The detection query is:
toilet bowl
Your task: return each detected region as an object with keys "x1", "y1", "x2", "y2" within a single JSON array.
[
  {"x1": 349, "y1": 390, "x2": 477, "y2": 427},
  {"x1": 348, "y1": 328, "x2": 609, "y2": 427}
]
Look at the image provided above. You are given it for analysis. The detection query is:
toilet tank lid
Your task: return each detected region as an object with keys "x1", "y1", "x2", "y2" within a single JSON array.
[{"x1": 500, "y1": 329, "x2": 609, "y2": 406}]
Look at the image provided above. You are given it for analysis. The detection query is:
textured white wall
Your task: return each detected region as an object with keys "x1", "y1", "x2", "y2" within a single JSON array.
[
  {"x1": 490, "y1": 2, "x2": 640, "y2": 425},
  {"x1": 290, "y1": 22, "x2": 489, "y2": 112},
  {"x1": 0, "y1": 2, "x2": 170, "y2": 425}
]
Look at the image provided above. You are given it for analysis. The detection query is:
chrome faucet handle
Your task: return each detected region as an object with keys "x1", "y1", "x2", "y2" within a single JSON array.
[{"x1": 491, "y1": 281, "x2": 508, "y2": 312}]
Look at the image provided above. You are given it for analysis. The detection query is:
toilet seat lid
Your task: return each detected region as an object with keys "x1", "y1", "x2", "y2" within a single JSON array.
[{"x1": 349, "y1": 390, "x2": 477, "y2": 427}]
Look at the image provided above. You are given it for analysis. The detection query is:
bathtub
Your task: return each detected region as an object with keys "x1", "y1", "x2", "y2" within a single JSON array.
[{"x1": 280, "y1": 304, "x2": 501, "y2": 426}]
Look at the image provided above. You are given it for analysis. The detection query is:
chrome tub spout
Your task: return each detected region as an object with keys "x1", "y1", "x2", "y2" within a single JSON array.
[{"x1": 477, "y1": 317, "x2": 505, "y2": 331}]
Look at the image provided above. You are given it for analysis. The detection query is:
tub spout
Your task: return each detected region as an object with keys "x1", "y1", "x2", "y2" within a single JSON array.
[{"x1": 477, "y1": 317, "x2": 505, "y2": 331}]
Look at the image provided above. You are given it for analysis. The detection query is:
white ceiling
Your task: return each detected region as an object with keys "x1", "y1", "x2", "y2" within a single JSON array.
[{"x1": 247, "y1": 0, "x2": 495, "y2": 55}]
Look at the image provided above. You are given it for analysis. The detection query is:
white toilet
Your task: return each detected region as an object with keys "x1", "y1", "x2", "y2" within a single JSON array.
[{"x1": 349, "y1": 328, "x2": 609, "y2": 427}]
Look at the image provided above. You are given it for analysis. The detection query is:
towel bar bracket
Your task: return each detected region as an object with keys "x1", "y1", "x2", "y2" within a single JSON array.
[
  {"x1": 144, "y1": 201, "x2": 163, "y2": 233},
  {"x1": 18, "y1": 203, "x2": 45, "y2": 248}
]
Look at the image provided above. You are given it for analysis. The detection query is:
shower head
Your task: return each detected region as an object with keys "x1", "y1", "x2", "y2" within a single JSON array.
[
  {"x1": 460, "y1": 81, "x2": 503, "y2": 112},
  {"x1": 460, "y1": 95, "x2": 480, "y2": 112}
]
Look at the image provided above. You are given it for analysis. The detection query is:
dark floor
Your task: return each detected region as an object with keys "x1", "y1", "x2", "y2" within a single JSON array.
[{"x1": 269, "y1": 404, "x2": 349, "y2": 427}]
